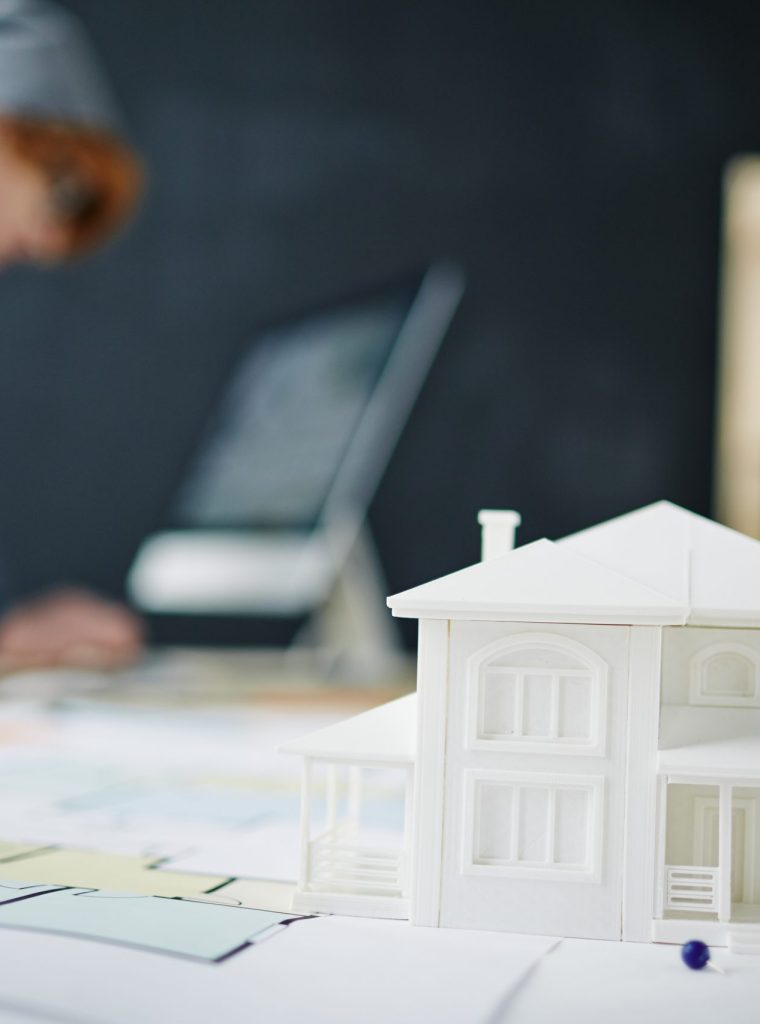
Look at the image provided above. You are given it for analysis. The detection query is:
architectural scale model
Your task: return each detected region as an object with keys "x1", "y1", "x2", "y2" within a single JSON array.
[{"x1": 282, "y1": 502, "x2": 760, "y2": 952}]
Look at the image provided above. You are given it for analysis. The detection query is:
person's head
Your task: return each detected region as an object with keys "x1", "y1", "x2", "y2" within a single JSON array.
[
  {"x1": 0, "y1": 1, "x2": 144, "y2": 268},
  {"x1": 0, "y1": 114, "x2": 142, "y2": 266}
]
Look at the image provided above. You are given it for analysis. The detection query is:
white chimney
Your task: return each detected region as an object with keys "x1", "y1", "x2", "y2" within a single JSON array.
[{"x1": 477, "y1": 509, "x2": 521, "y2": 562}]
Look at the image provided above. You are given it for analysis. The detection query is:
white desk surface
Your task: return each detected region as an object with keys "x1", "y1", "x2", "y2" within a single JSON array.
[{"x1": 504, "y1": 935, "x2": 760, "y2": 1024}]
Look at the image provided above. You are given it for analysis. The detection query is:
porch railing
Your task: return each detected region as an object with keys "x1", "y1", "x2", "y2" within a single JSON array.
[
  {"x1": 307, "y1": 822, "x2": 406, "y2": 898},
  {"x1": 664, "y1": 865, "x2": 719, "y2": 913}
]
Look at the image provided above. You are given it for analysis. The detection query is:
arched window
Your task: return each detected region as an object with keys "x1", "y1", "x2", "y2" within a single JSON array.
[
  {"x1": 689, "y1": 643, "x2": 760, "y2": 707},
  {"x1": 466, "y1": 633, "x2": 608, "y2": 755}
]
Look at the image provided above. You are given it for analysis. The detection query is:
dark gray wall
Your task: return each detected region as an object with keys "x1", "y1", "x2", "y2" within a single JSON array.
[{"x1": 0, "y1": 1, "x2": 755, "y2": 625}]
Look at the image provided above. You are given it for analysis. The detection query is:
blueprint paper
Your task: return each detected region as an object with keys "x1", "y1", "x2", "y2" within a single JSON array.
[
  {"x1": 0, "y1": 801, "x2": 245, "y2": 860},
  {"x1": 60, "y1": 785, "x2": 284, "y2": 826},
  {"x1": 0, "y1": 885, "x2": 291, "y2": 961},
  {"x1": 160, "y1": 821, "x2": 302, "y2": 881},
  {"x1": 0, "y1": 755, "x2": 133, "y2": 800},
  {"x1": 0, "y1": 677, "x2": 412, "y2": 977}
]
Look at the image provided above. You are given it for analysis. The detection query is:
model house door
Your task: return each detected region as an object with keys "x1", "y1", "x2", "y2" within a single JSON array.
[{"x1": 438, "y1": 620, "x2": 630, "y2": 939}]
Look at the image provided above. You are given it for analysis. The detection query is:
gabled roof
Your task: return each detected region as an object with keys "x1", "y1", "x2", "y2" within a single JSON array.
[
  {"x1": 387, "y1": 501, "x2": 760, "y2": 627},
  {"x1": 559, "y1": 501, "x2": 689, "y2": 605},
  {"x1": 562, "y1": 501, "x2": 760, "y2": 627},
  {"x1": 387, "y1": 534, "x2": 686, "y2": 625}
]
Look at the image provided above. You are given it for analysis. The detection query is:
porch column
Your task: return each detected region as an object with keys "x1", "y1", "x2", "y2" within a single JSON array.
[
  {"x1": 718, "y1": 782, "x2": 733, "y2": 923},
  {"x1": 654, "y1": 775, "x2": 668, "y2": 919},
  {"x1": 298, "y1": 758, "x2": 312, "y2": 890},
  {"x1": 348, "y1": 766, "x2": 362, "y2": 820},
  {"x1": 326, "y1": 763, "x2": 338, "y2": 831},
  {"x1": 401, "y1": 765, "x2": 415, "y2": 895}
]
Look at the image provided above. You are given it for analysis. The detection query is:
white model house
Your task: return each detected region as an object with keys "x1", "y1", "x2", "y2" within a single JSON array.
[{"x1": 282, "y1": 501, "x2": 760, "y2": 951}]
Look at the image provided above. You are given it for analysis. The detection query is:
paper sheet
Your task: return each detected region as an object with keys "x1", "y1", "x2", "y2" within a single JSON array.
[
  {"x1": 501, "y1": 935, "x2": 760, "y2": 1024},
  {"x1": 0, "y1": 915, "x2": 559, "y2": 1023},
  {"x1": 0, "y1": 1000, "x2": 85, "y2": 1024},
  {"x1": 159, "y1": 821, "x2": 301, "y2": 881}
]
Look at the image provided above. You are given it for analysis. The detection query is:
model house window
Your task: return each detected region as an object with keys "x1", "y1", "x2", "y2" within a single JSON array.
[
  {"x1": 467, "y1": 634, "x2": 608, "y2": 755},
  {"x1": 463, "y1": 770, "x2": 603, "y2": 882},
  {"x1": 689, "y1": 643, "x2": 760, "y2": 707}
]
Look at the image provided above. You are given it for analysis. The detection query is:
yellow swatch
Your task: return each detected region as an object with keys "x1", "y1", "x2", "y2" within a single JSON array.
[
  {"x1": 0, "y1": 848, "x2": 227, "y2": 898},
  {"x1": 0, "y1": 842, "x2": 50, "y2": 863},
  {"x1": 187, "y1": 877, "x2": 296, "y2": 914}
]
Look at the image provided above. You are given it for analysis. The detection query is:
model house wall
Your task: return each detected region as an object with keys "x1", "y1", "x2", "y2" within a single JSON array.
[
  {"x1": 436, "y1": 620, "x2": 630, "y2": 939},
  {"x1": 661, "y1": 626, "x2": 760, "y2": 706}
]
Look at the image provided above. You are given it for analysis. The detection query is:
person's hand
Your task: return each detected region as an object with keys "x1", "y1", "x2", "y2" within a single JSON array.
[{"x1": 0, "y1": 587, "x2": 145, "y2": 672}]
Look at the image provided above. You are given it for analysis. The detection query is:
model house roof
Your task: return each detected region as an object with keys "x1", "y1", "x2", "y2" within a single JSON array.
[
  {"x1": 279, "y1": 694, "x2": 416, "y2": 765},
  {"x1": 387, "y1": 501, "x2": 760, "y2": 627}
]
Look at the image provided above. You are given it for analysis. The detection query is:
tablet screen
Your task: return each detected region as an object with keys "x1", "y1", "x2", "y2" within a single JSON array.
[{"x1": 172, "y1": 287, "x2": 416, "y2": 531}]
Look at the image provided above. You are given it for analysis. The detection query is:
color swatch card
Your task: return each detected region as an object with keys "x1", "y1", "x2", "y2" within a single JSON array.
[
  {"x1": 0, "y1": 881, "x2": 66, "y2": 903},
  {"x1": 0, "y1": 848, "x2": 228, "y2": 899},
  {"x1": 0, "y1": 883, "x2": 293, "y2": 961}
]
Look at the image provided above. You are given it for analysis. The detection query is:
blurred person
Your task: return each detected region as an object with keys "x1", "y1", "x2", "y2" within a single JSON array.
[
  {"x1": 0, "y1": 0, "x2": 145, "y2": 670},
  {"x1": 0, "y1": 588, "x2": 144, "y2": 670}
]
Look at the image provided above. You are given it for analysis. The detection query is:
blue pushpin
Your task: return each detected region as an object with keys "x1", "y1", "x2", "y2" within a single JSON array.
[{"x1": 681, "y1": 940, "x2": 724, "y2": 974}]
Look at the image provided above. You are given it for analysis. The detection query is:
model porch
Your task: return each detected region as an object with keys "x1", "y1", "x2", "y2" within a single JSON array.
[
  {"x1": 280, "y1": 694, "x2": 416, "y2": 919},
  {"x1": 653, "y1": 706, "x2": 760, "y2": 951}
]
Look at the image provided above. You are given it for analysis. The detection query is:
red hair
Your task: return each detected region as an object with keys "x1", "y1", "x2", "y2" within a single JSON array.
[{"x1": 1, "y1": 115, "x2": 144, "y2": 258}]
